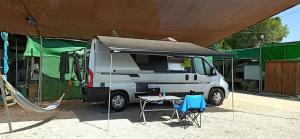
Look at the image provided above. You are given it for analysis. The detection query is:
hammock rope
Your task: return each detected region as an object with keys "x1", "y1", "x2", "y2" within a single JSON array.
[{"x1": 0, "y1": 73, "x2": 73, "y2": 113}]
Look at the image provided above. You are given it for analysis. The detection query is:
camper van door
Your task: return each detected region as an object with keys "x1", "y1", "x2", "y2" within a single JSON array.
[{"x1": 191, "y1": 57, "x2": 213, "y2": 93}]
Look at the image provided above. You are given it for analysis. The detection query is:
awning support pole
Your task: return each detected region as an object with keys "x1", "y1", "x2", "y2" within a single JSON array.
[
  {"x1": 231, "y1": 58, "x2": 234, "y2": 120},
  {"x1": 107, "y1": 53, "x2": 112, "y2": 131},
  {"x1": 83, "y1": 48, "x2": 87, "y2": 82},
  {"x1": 38, "y1": 36, "x2": 43, "y2": 104},
  {"x1": 0, "y1": 79, "x2": 13, "y2": 132},
  {"x1": 222, "y1": 59, "x2": 225, "y2": 76}
]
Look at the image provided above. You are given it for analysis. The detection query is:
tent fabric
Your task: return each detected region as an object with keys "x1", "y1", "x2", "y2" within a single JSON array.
[
  {"x1": 98, "y1": 36, "x2": 232, "y2": 57},
  {"x1": 0, "y1": 0, "x2": 298, "y2": 47}
]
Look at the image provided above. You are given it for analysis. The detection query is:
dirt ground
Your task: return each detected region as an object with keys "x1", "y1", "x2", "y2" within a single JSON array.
[{"x1": 1, "y1": 92, "x2": 300, "y2": 139}]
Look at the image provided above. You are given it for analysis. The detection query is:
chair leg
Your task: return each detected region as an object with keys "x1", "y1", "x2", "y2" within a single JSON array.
[
  {"x1": 199, "y1": 113, "x2": 201, "y2": 128},
  {"x1": 186, "y1": 112, "x2": 201, "y2": 128},
  {"x1": 182, "y1": 113, "x2": 188, "y2": 129},
  {"x1": 176, "y1": 110, "x2": 180, "y2": 121},
  {"x1": 171, "y1": 110, "x2": 175, "y2": 119}
]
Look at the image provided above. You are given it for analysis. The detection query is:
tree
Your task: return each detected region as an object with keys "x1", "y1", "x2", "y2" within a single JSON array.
[{"x1": 216, "y1": 17, "x2": 289, "y2": 50}]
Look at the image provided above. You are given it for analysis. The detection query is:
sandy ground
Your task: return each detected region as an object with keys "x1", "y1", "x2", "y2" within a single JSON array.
[{"x1": 1, "y1": 92, "x2": 300, "y2": 139}]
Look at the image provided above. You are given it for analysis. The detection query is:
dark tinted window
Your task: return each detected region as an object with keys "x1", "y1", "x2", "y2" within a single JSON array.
[{"x1": 131, "y1": 54, "x2": 167, "y2": 72}]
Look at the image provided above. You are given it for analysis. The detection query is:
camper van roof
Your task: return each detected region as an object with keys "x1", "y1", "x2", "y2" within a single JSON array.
[{"x1": 97, "y1": 36, "x2": 232, "y2": 57}]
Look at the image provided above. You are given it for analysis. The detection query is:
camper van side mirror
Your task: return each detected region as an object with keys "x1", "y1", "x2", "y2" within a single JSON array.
[{"x1": 210, "y1": 68, "x2": 217, "y2": 76}]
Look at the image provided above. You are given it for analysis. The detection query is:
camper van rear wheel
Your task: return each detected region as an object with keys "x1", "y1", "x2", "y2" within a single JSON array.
[
  {"x1": 208, "y1": 88, "x2": 224, "y2": 106},
  {"x1": 109, "y1": 91, "x2": 128, "y2": 112}
]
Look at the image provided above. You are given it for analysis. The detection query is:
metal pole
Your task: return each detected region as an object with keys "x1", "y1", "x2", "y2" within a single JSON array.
[
  {"x1": 231, "y1": 58, "x2": 234, "y2": 120},
  {"x1": 15, "y1": 37, "x2": 18, "y2": 86},
  {"x1": 83, "y1": 48, "x2": 87, "y2": 82},
  {"x1": 107, "y1": 53, "x2": 112, "y2": 131},
  {"x1": 259, "y1": 46, "x2": 262, "y2": 94},
  {"x1": 0, "y1": 78, "x2": 13, "y2": 132},
  {"x1": 222, "y1": 59, "x2": 225, "y2": 76},
  {"x1": 38, "y1": 36, "x2": 43, "y2": 104}
]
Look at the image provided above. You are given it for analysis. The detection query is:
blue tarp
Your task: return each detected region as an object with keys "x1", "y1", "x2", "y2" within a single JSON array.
[
  {"x1": 175, "y1": 95, "x2": 206, "y2": 113},
  {"x1": 1, "y1": 32, "x2": 9, "y2": 79}
]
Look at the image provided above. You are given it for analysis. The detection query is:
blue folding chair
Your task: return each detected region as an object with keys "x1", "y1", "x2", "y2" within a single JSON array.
[{"x1": 174, "y1": 95, "x2": 206, "y2": 128}]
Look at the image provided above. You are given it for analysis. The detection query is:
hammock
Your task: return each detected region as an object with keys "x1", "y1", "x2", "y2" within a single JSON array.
[{"x1": 0, "y1": 73, "x2": 72, "y2": 113}]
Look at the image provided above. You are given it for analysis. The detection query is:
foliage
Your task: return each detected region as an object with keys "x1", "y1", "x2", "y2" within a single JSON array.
[{"x1": 216, "y1": 17, "x2": 289, "y2": 50}]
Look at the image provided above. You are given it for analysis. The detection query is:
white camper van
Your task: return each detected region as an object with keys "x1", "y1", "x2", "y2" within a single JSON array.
[{"x1": 84, "y1": 37, "x2": 229, "y2": 111}]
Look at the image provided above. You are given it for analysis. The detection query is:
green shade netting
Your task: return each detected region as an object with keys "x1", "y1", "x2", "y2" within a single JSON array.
[{"x1": 218, "y1": 41, "x2": 300, "y2": 70}]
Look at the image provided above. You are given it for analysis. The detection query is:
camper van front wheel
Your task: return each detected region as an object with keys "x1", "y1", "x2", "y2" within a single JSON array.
[
  {"x1": 208, "y1": 88, "x2": 224, "y2": 106},
  {"x1": 109, "y1": 91, "x2": 128, "y2": 112}
]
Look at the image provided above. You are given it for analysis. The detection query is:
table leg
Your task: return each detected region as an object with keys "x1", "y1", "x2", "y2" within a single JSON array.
[
  {"x1": 141, "y1": 101, "x2": 147, "y2": 124},
  {"x1": 171, "y1": 100, "x2": 180, "y2": 121},
  {"x1": 139, "y1": 99, "x2": 147, "y2": 124},
  {"x1": 139, "y1": 98, "x2": 143, "y2": 119}
]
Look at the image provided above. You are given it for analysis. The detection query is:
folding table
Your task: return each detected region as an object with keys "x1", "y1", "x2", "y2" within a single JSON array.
[{"x1": 138, "y1": 96, "x2": 181, "y2": 124}]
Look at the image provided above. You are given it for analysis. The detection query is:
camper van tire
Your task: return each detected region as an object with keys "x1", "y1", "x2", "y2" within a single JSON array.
[
  {"x1": 208, "y1": 88, "x2": 225, "y2": 106},
  {"x1": 109, "y1": 90, "x2": 129, "y2": 112}
]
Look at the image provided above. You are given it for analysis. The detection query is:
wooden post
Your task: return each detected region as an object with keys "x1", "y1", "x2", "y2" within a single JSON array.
[
  {"x1": 0, "y1": 77, "x2": 13, "y2": 132},
  {"x1": 15, "y1": 37, "x2": 18, "y2": 87}
]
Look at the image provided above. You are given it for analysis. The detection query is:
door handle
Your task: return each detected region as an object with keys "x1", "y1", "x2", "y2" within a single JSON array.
[
  {"x1": 185, "y1": 74, "x2": 189, "y2": 80},
  {"x1": 194, "y1": 74, "x2": 197, "y2": 80}
]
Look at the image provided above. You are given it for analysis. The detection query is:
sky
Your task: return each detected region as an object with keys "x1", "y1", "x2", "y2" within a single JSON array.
[{"x1": 275, "y1": 4, "x2": 300, "y2": 42}]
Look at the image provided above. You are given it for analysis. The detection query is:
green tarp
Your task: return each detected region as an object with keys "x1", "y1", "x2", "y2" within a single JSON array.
[
  {"x1": 24, "y1": 37, "x2": 89, "y2": 57},
  {"x1": 25, "y1": 37, "x2": 88, "y2": 79},
  {"x1": 24, "y1": 37, "x2": 89, "y2": 100},
  {"x1": 226, "y1": 47, "x2": 260, "y2": 60},
  {"x1": 221, "y1": 41, "x2": 300, "y2": 70},
  {"x1": 224, "y1": 41, "x2": 300, "y2": 60}
]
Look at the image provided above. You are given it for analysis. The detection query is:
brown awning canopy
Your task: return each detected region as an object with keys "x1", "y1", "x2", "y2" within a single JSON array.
[
  {"x1": 0, "y1": 0, "x2": 299, "y2": 47},
  {"x1": 98, "y1": 36, "x2": 232, "y2": 57}
]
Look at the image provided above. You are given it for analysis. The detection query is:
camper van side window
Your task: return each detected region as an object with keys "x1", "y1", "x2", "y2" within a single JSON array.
[
  {"x1": 167, "y1": 57, "x2": 186, "y2": 72},
  {"x1": 131, "y1": 54, "x2": 168, "y2": 72},
  {"x1": 194, "y1": 58, "x2": 205, "y2": 75},
  {"x1": 136, "y1": 55, "x2": 149, "y2": 64}
]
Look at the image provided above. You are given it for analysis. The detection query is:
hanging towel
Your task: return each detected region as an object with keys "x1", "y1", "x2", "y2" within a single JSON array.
[{"x1": 59, "y1": 52, "x2": 69, "y2": 82}]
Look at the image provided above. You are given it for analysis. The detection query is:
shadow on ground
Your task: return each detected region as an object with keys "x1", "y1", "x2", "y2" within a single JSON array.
[
  {"x1": 0, "y1": 100, "x2": 232, "y2": 124},
  {"x1": 0, "y1": 117, "x2": 54, "y2": 134}
]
